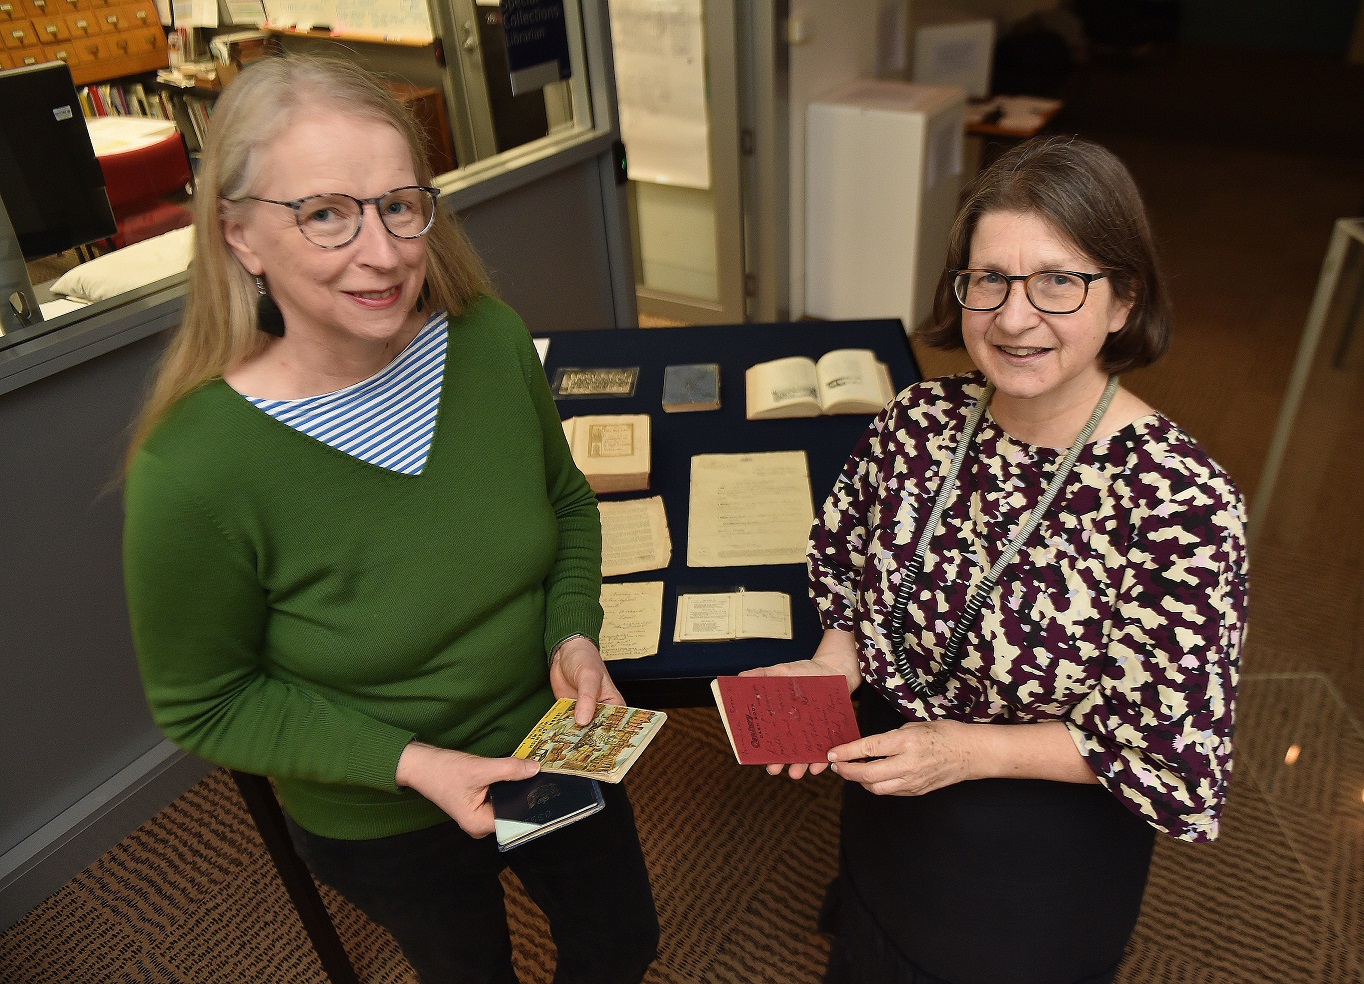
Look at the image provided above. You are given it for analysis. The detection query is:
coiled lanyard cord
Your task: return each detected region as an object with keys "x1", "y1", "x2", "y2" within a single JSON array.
[{"x1": 887, "y1": 376, "x2": 1119, "y2": 698}]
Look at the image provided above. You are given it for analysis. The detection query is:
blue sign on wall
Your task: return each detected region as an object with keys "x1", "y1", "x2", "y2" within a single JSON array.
[{"x1": 499, "y1": 0, "x2": 572, "y2": 95}]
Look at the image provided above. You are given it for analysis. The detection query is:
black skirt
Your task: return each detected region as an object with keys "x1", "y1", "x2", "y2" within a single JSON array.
[{"x1": 828, "y1": 687, "x2": 1156, "y2": 984}]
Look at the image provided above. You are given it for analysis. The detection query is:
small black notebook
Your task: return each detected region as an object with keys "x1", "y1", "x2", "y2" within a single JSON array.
[{"x1": 490, "y1": 772, "x2": 605, "y2": 851}]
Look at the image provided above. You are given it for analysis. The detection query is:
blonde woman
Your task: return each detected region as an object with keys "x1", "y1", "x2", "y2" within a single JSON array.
[{"x1": 123, "y1": 55, "x2": 657, "y2": 984}]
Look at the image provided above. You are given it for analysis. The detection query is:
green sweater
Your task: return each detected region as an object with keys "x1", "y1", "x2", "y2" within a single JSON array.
[{"x1": 124, "y1": 297, "x2": 603, "y2": 840}]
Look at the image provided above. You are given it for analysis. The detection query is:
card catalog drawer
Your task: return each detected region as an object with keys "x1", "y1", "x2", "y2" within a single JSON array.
[
  {"x1": 42, "y1": 39, "x2": 80, "y2": 64},
  {"x1": 11, "y1": 42, "x2": 44, "y2": 63},
  {"x1": 33, "y1": 14, "x2": 70, "y2": 40},
  {"x1": 65, "y1": 10, "x2": 95, "y2": 35},
  {"x1": 4, "y1": 20, "x2": 37, "y2": 47},
  {"x1": 72, "y1": 31, "x2": 106, "y2": 59}
]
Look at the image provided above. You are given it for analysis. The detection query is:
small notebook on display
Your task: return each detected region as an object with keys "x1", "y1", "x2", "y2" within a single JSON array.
[
  {"x1": 662, "y1": 363, "x2": 721, "y2": 412},
  {"x1": 490, "y1": 772, "x2": 605, "y2": 851}
]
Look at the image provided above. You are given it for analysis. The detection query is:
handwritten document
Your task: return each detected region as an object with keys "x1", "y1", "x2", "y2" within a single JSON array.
[
  {"x1": 687, "y1": 451, "x2": 815, "y2": 567},
  {"x1": 599, "y1": 582, "x2": 665, "y2": 661},
  {"x1": 599, "y1": 496, "x2": 671, "y2": 577}
]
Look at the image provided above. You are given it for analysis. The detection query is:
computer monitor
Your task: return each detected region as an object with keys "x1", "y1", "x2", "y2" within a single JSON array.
[
  {"x1": 0, "y1": 61, "x2": 117, "y2": 261},
  {"x1": 911, "y1": 19, "x2": 996, "y2": 100}
]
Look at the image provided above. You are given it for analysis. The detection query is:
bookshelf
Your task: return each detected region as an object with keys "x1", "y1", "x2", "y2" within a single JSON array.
[
  {"x1": 163, "y1": 84, "x2": 215, "y2": 154},
  {"x1": 71, "y1": 74, "x2": 212, "y2": 181},
  {"x1": 81, "y1": 74, "x2": 457, "y2": 177}
]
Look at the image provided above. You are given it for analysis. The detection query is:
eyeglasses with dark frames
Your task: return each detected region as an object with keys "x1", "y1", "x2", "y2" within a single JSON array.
[
  {"x1": 951, "y1": 269, "x2": 1108, "y2": 315},
  {"x1": 239, "y1": 186, "x2": 441, "y2": 249}
]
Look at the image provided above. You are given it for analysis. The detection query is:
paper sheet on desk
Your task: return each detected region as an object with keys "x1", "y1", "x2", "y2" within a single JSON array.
[
  {"x1": 599, "y1": 496, "x2": 671, "y2": 577},
  {"x1": 221, "y1": 0, "x2": 266, "y2": 25},
  {"x1": 172, "y1": 0, "x2": 217, "y2": 27},
  {"x1": 599, "y1": 582, "x2": 664, "y2": 661},
  {"x1": 686, "y1": 450, "x2": 814, "y2": 567}
]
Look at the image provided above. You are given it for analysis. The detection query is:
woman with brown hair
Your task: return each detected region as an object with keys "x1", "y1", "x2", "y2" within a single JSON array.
[
  {"x1": 749, "y1": 136, "x2": 1248, "y2": 984},
  {"x1": 123, "y1": 54, "x2": 657, "y2": 984}
]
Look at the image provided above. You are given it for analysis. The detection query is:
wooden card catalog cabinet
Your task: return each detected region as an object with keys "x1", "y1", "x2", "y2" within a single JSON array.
[{"x1": 4, "y1": 0, "x2": 166, "y2": 86}]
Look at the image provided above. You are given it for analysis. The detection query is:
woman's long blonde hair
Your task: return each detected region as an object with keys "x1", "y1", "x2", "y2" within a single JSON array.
[{"x1": 125, "y1": 53, "x2": 491, "y2": 469}]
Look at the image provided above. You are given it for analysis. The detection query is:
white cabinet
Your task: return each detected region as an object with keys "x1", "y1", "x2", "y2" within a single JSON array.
[{"x1": 805, "y1": 80, "x2": 966, "y2": 334}]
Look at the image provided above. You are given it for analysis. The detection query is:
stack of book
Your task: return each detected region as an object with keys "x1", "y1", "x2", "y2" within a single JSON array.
[
  {"x1": 175, "y1": 94, "x2": 215, "y2": 151},
  {"x1": 209, "y1": 30, "x2": 280, "y2": 87},
  {"x1": 562, "y1": 413, "x2": 651, "y2": 493}
]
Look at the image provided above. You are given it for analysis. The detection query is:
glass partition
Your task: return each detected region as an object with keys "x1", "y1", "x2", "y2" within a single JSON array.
[{"x1": 1, "y1": 0, "x2": 609, "y2": 353}]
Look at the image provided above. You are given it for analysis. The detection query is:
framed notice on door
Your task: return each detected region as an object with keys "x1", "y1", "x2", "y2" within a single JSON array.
[{"x1": 500, "y1": 0, "x2": 573, "y2": 94}]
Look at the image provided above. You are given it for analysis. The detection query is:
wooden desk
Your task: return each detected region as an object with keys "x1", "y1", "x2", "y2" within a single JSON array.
[
  {"x1": 964, "y1": 95, "x2": 1063, "y2": 171},
  {"x1": 541, "y1": 318, "x2": 922, "y2": 707},
  {"x1": 965, "y1": 95, "x2": 1063, "y2": 139}
]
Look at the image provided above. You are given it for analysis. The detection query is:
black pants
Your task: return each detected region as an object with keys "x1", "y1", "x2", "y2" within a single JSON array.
[
  {"x1": 824, "y1": 688, "x2": 1155, "y2": 984},
  {"x1": 287, "y1": 782, "x2": 658, "y2": 984}
]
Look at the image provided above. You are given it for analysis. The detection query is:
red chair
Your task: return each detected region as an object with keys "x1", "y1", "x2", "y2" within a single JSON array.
[{"x1": 98, "y1": 130, "x2": 195, "y2": 249}]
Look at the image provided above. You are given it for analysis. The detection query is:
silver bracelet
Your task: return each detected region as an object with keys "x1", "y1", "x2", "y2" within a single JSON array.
[{"x1": 549, "y1": 633, "x2": 588, "y2": 662}]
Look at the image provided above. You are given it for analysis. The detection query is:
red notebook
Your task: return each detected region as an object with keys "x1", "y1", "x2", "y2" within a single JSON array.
[{"x1": 711, "y1": 675, "x2": 861, "y2": 765}]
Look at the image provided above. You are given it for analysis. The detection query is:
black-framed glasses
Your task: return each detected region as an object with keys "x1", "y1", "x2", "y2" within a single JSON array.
[
  {"x1": 242, "y1": 186, "x2": 441, "y2": 248},
  {"x1": 951, "y1": 269, "x2": 1108, "y2": 315}
]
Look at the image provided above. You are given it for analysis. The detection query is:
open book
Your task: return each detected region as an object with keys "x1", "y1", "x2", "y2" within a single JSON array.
[
  {"x1": 673, "y1": 590, "x2": 792, "y2": 642},
  {"x1": 512, "y1": 699, "x2": 667, "y2": 783},
  {"x1": 745, "y1": 349, "x2": 894, "y2": 419}
]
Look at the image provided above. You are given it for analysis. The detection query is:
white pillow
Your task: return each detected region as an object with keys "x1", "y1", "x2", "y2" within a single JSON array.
[{"x1": 51, "y1": 226, "x2": 195, "y2": 302}]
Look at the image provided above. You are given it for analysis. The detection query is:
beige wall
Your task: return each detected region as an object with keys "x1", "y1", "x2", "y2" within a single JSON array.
[{"x1": 786, "y1": 0, "x2": 896, "y2": 318}]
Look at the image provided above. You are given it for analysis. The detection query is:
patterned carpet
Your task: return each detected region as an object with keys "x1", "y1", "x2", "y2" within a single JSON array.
[
  {"x1": 0, "y1": 706, "x2": 842, "y2": 983},
  {"x1": 2, "y1": 677, "x2": 1358, "y2": 983}
]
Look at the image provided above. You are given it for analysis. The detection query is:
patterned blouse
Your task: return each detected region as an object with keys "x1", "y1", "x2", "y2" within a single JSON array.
[{"x1": 808, "y1": 373, "x2": 1249, "y2": 842}]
